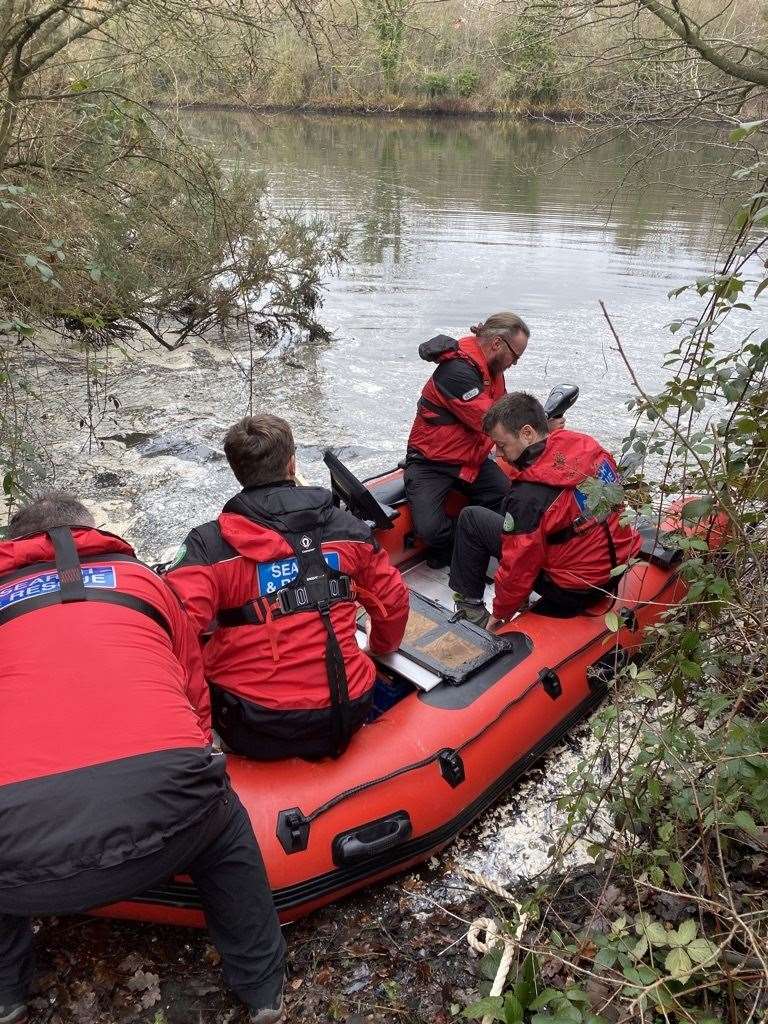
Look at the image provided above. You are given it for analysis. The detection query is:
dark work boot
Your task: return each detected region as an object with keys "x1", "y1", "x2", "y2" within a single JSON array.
[
  {"x1": 425, "y1": 547, "x2": 452, "y2": 570},
  {"x1": 453, "y1": 595, "x2": 490, "y2": 629},
  {"x1": 249, "y1": 995, "x2": 285, "y2": 1024}
]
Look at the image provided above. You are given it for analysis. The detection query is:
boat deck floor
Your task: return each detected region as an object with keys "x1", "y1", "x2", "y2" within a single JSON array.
[
  {"x1": 400, "y1": 559, "x2": 497, "y2": 613},
  {"x1": 361, "y1": 559, "x2": 499, "y2": 692}
]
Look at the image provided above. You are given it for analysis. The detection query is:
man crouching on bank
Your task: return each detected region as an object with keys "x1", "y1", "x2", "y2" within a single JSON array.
[{"x1": 0, "y1": 493, "x2": 285, "y2": 1024}]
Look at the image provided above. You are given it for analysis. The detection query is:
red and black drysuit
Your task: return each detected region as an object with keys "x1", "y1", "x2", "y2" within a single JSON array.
[
  {"x1": 167, "y1": 481, "x2": 410, "y2": 761},
  {"x1": 404, "y1": 334, "x2": 510, "y2": 561},
  {"x1": 448, "y1": 429, "x2": 642, "y2": 618},
  {"x1": 0, "y1": 527, "x2": 284, "y2": 1012}
]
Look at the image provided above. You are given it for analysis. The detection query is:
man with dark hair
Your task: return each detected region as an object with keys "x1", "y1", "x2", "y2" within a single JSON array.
[
  {"x1": 224, "y1": 413, "x2": 296, "y2": 487},
  {"x1": 404, "y1": 312, "x2": 563, "y2": 567},
  {"x1": 167, "y1": 414, "x2": 410, "y2": 761},
  {"x1": 449, "y1": 393, "x2": 642, "y2": 627},
  {"x1": 0, "y1": 493, "x2": 285, "y2": 1024}
]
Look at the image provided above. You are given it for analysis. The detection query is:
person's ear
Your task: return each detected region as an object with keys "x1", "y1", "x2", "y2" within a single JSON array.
[{"x1": 287, "y1": 454, "x2": 296, "y2": 479}]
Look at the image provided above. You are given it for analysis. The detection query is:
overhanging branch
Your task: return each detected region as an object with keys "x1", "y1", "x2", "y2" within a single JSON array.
[{"x1": 637, "y1": 0, "x2": 768, "y2": 88}]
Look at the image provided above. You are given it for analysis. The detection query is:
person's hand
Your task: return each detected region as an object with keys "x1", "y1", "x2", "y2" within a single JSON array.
[
  {"x1": 487, "y1": 615, "x2": 506, "y2": 632},
  {"x1": 547, "y1": 416, "x2": 565, "y2": 432}
]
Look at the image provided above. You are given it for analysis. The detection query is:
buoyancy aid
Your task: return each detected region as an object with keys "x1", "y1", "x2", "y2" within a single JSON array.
[
  {"x1": 493, "y1": 431, "x2": 642, "y2": 618},
  {"x1": 407, "y1": 335, "x2": 507, "y2": 483},
  {"x1": 166, "y1": 481, "x2": 410, "y2": 760},
  {"x1": 515, "y1": 432, "x2": 626, "y2": 554},
  {"x1": 0, "y1": 527, "x2": 224, "y2": 888},
  {"x1": 0, "y1": 526, "x2": 172, "y2": 636},
  {"x1": 215, "y1": 503, "x2": 358, "y2": 757}
]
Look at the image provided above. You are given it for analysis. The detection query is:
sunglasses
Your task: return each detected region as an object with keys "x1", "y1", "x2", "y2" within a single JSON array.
[{"x1": 498, "y1": 336, "x2": 524, "y2": 365}]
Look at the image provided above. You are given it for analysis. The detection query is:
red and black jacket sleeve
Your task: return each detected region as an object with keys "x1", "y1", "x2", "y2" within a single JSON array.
[
  {"x1": 493, "y1": 481, "x2": 561, "y2": 619},
  {"x1": 166, "y1": 522, "x2": 238, "y2": 637},
  {"x1": 431, "y1": 358, "x2": 497, "y2": 434},
  {"x1": 158, "y1": 582, "x2": 213, "y2": 742},
  {"x1": 353, "y1": 540, "x2": 410, "y2": 655}
]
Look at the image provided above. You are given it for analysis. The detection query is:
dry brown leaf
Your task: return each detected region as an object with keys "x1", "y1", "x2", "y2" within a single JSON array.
[{"x1": 127, "y1": 969, "x2": 160, "y2": 992}]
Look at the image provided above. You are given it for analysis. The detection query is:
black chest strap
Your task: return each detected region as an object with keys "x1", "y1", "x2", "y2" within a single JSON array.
[
  {"x1": 217, "y1": 558, "x2": 354, "y2": 627},
  {"x1": 217, "y1": 526, "x2": 356, "y2": 757},
  {"x1": 548, "y1": 513, "x2": 617, "y2": 557},
  {"x1": 50, "y1": 526, "x2": 87, "y2": 601},
  {"x1": 0, "y1": 528, "x2": 173, "y2": 639},
  {"x1": 546, "y1": 511, "x2": 621, "y2": 592}
]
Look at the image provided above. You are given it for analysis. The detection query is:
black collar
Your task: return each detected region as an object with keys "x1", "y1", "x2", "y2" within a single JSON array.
[
  {"x1": 513, "y1": 438, "x2": 547, "y2": 470},
  {"x1": 241, "y1": 479, "x2": 296, "y2": 493}
]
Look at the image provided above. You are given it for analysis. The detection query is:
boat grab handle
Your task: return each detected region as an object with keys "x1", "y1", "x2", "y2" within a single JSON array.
[{"x1": 332, "y1": 811, "x2": 412, "y2": 866}]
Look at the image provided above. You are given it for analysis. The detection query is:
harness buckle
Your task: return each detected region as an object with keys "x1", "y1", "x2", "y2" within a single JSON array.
[
  {"x1": 570, "y1": 513, "x2": 591, "y2": 535},
  {"x1": 276, "y1": 589, "x2": 293, "y2": 616}
]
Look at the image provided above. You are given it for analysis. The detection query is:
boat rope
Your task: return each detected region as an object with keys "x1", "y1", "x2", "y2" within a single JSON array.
[
  {"x1": 458, "y1": 867, "x2": 517, "y2": 903},
  {"x1": 467, "y1": 917, "x2": 515, "y2": 1020},
  {"x1": 462, "y1": 868, "x2": 529, "y2": 1024}
]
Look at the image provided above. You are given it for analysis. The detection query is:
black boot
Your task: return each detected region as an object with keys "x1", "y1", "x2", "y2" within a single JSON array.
[{"x1": 453, "y1": 595, "x2": 490, "y2": 629}]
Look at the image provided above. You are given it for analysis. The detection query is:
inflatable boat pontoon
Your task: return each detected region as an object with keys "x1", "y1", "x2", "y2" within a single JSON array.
[{"x1": 95, "y1": 451, "x2": 712, "y2": 926}]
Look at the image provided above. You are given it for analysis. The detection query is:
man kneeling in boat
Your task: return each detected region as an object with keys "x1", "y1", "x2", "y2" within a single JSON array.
[
  {"x1": 404, "y1": 313, "x2": 565, "y2": 569},
  {"x1": 0, "y1": 493, "x2": 285, "y2": 1024},
  {"x1": 450, "y1": 393, "x2": 642, "y2": 629},
  {"x1": 167, "y1": 414, "x2": 410, "y2": 761}
]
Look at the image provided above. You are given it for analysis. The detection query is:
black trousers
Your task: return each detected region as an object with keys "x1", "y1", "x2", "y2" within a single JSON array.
[
  {"x1": 449, "y1": 506, "x2": 606, "y2": 617},
  {"x1": 0, "y1": 794, "x2": 285, "y2": 1011},
  {"x1": 403, "y1": 457, "x2": 510, "y2": 559}
]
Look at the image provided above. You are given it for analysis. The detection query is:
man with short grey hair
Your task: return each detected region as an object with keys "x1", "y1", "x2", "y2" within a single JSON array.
[
  {"x1": 5, "y1": 490, "x2": 95, "y2": 536},
  {"x1": 0, "y1": 492, "x2": 286, "y2": 1024}
]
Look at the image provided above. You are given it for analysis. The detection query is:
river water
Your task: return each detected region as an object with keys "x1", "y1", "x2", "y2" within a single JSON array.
[
  {"x1": 190, "y1": 112, "x2": 740, "y2": 471},
  {"x1": 16, "y1": 112, "x2": 746, "y2": 550},
  {"x1": 7, "y1": 112, "x2": 748, "y2": 890}
]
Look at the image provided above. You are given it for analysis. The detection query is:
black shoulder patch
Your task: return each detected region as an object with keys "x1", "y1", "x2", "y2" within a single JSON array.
[
  {"x1": 504, "y1": 482, "x2": 562, "y2": 534},
  {"x1": 433, "y1": 359, "x2": 484, "y2": 402},
  {"x1": 323, "y1": 507, "x2": 377, "y2": 547},
  {"x1": 168, "y1": 521, "x2": 237, "y2": 570}
]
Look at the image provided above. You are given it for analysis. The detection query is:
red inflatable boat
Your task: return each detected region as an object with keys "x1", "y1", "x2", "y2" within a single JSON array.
[{"x1": 95, "y1": 453, "x2": 714, "y2": 927}]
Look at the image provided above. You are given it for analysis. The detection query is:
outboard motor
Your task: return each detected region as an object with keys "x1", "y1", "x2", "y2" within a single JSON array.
[{"x1": 544, "y1": 383, "x2": 579, "y2": 420}]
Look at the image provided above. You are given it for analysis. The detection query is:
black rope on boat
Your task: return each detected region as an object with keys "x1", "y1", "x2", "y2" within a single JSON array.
[{"x1": 304, "y1": 571, "x2": 679, "y2": 825}]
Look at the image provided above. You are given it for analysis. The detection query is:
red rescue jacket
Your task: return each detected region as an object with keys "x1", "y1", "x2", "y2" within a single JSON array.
[
  {"x1": 0, "y1": 528, "x2": 225, "y2": 891},
  {"x1": 494, "y1": 430, "x2": 642, "y2": 619},
  {"x1": 167, "y1": 482, "x2": 410, "y2": 758},
  {"x1": 407, "y1": 335, "x2": 507, "y2": 483}
]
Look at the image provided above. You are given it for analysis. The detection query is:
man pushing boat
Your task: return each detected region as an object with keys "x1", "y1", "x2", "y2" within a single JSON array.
[
  {"x1": 450, "y1": 392, "x2": 642, "y2": 628},
  {"x1": 0, "y1": 494, "x2": 286, "y2": 1024}
]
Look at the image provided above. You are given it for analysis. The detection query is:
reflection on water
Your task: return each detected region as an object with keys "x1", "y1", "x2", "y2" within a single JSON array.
[
  {"x1": 27, "y1": 112, "x2": 752, "y2": 552},
  {"x1": 188, "y1": 111, "x2": 740, "y2": 466}
]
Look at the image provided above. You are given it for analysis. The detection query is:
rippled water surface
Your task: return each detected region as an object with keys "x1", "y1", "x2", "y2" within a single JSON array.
[
  {"x1": 25, "y1": 112, "x2": 748, "y2": 552},
  {"x1": 190, "y1": 113, "x2": 741, "y2": 474}
]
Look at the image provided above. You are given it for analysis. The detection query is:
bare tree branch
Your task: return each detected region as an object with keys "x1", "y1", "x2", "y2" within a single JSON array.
[{"x1": 637, "y1": 0, "x2": 768, "y2": 87}]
